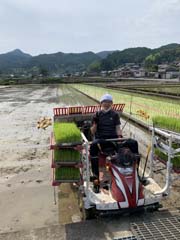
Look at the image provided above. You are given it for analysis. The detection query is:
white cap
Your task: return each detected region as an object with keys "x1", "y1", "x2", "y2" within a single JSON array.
[{"x1": 100, "y1": 94, "x2": 113, "y2": 103}]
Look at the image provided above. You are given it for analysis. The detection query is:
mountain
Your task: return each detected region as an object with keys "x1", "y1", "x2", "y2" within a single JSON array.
[
  {"x1": 144, "y1": 43, "x2": 180, "y2": 69},
  {"x1": 8, "y1": 49, "x2": 32, "y2": 58},
  {"x1": 0, "y1": 49, "x2": 32, "y2": 72},
  {"x1": 0, "y1": 43, "x2": 179, "y2": 74},
  {"x1": 25, "y1": 51, "x2": 100, "y2": 74},
  {"x1": 101, "y1": 47, "x2": 152, "y2": 70},
  {"x1": 100, "y1": 44, "x2": 180, "y2": 71},
  {"x1": 0, "y1": 50, "x2": 100, "y2": 74},
  {"x1": 96, "y1": 51, "x2": 116, "y2": 59},
  {"x1": 153, "y1": 43, "x2": 180, "y2": 52}
]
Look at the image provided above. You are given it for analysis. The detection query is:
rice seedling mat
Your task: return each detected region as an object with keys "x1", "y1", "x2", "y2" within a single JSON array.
[
  {"x1": 51, "y1": 148, "x2": 83, "y2": 168},
  {"x1": 52, "y1": 166, "x2": 82, "y2": 186},
  {"x1": 50, "y1": 132, "x2": 83, "y2": 150},
  {"x1": 51, "y1": 122, "x2": 83, "y2": 185}
]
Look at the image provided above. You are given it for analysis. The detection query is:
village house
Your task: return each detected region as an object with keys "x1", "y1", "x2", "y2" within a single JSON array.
[
  {"x1": 155, "y1": 64, "x2": 180, "y2": 79},
  {"x1": 109, "y1": 63, "x2": 146, "y2": 78}
]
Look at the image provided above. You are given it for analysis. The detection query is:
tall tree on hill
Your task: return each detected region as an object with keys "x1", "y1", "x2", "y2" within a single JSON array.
[
  {"x1": 40, "y1": 67, "x2": 49, "y2": 77},
  {"x1": 87, "y1": 60, "x2": 102, "y2": 73}
]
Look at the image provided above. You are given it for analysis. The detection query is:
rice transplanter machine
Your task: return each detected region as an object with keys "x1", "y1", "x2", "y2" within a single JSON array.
[{"x1": 50, "y1": 104, "x2": 178, "y2": 218}]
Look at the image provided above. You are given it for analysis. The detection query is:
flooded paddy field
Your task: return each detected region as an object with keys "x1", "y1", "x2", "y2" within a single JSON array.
[
  {"x1": 0, "y1": 84, "x2": 95, "y2": 234},
  {"x1": 88, "y1": 82, "x2": 180, "y2": 109},
  {"x1": 0, "y1": 84, "x2": 179, "y2": 239}
]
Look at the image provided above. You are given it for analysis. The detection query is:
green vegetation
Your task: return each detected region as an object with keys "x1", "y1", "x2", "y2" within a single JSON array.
[
  {"x1": 72, "y1": 84, "x2": 180, "y2": 127},
  {"x1": 87, "y1": 60, "x2": 101, "y2": 73},
  {"x1": 96, "y1": 51, "x2": 115, "y2": 59},
  {"x1": 152, "y1": 116, "x2": 180, "y2": 133},
  {"x1": 155, "y1": 145, "x2": 180, "y2": 169},
  {"x1": 101, "y1": 43, "x2": 180, "y2": 71},
  {"x1": 53, "y1": 122, "x2": 82, "y2": 181},
  {"x1": 101, "y1": 47, "x2": 151, "y2": 70},
  {"x1": 1, "y1": 43, "x2": 179, "y2": 75},
  {"x1": 130, "y1": 86, "x2": 180, "y2": 95},
  {"x1": 144, "y1": 53, "x2": 159, "y2": 71},
  {"x1": 27, "y1": 51, "x2": 101, "y2": 74},
  {"x1": 55, "y1": 168, "x2": 80, "y2": 180},
  {"x1": 0, "y1": 79, "x2": 18, "y2": 85},
  {"x1": 144, "y1": 44, "x2": 180, "y2": 70},
  {"x1": 0, "y1": 49, "x2": 31, "y2": 73},
  {"x1": 54, "y1": 149, "x2": 80, "y2": 163},
  {"x1": 0, "y1": 49, "x2": 100, "y2": 74},
  {"x1": 53, "y1": 122, "x2": 82, "y2": 144}
]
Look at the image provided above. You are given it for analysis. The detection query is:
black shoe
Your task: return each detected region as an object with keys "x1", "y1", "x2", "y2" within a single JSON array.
[
  {"x1": 93, "y1": 184, "x2": 100, "y2": 193},
  {"x1": 103, "y1": 185, "x2": 109, "y2": 191},
  {"x1": 93, "y1": 179, "x2": 100, "y2": 193},
  {"x1": 90, "y1": 176, "x2": 98, "y2": 182}
]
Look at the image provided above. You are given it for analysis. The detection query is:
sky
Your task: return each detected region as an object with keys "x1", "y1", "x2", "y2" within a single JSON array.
[{"x1": 0, "y1": 0, "x2": 180, "y2": 56}]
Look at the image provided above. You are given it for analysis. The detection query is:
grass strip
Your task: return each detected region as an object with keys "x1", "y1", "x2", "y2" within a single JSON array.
[
  {"x1": 152, "y1": 116, "x2": 180, "y2": 133},
  {"x1": 72, "y1": 84, "x2": 180, "y2": 124},
  {"x1": 155, "y1": 145, "x2": 180, "y2": 168}
]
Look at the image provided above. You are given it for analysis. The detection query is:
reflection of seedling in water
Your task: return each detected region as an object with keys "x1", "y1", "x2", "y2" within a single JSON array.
[{"x1": 136, "y1": 109, "x2": 150, "y2": 120}]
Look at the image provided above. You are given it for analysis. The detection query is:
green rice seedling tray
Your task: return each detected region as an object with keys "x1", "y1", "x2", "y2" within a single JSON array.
[
  {"x1": 54, "y1": 167, "x2": 81, "y2": 181},
  {"x1": 51, "y1": 147, "x2": 83, "y2": 168},
  {"x1": 53, "y1": 122, "x2": 82, "y2": 144},
  {"x1": 54, "y1": 149, "x2": 81, "y2": 163},
  {"x1": 50, "y1": 132, "x2": 83, "y2": 150}
]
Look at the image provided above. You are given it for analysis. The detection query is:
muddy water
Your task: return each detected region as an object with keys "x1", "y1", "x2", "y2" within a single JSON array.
[
  {"x1": 0, "y1": 83, "x2": 98, "y2": 179},
  {"x1": 0, "y1": 84, "x2": 99, "y2": 234}
]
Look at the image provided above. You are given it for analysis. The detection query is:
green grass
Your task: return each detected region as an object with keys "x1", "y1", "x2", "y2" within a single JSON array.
[
  {"x1": 155, "y1": 147, "x2": 180, "y2": 168},
  {"x1": 55, "y1": 168, "x2": 80, "y2": 180},
  {"x1": 54, "y1": 149, "x2": 81, "y2": 162},
  {"x1": 152, "y1": 116, "x2": 180, "y2": 133},
  {"x1": 135, "y1": 86, "x2": 180, "y2": 95},
  {"x1": 53, "y1": 122, "x2": 82, "y2": 144},
  {"x1": 71, "y1": 84, "x2": 180, "y2": 128}
]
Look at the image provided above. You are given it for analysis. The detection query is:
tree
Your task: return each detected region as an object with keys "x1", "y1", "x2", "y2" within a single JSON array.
[
  {"x1": 144, "y1": 53, "x2": 160, "y2": 71},
  {"x1": 87, "y1": 61, "x2": 101, "y2": 73},
  {"x1": 39, "y1": 67, "x2": 49, "y2": 77}
]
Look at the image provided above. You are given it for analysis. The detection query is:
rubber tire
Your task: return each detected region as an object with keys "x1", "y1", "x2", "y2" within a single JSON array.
[{"x1": 82, "y1": 207, "x2": 96, "y2": 220}]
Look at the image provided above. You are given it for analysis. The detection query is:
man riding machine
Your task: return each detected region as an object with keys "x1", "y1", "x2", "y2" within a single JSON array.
[{"x1": 89, "y1": 94, "x2": 140, "y2": 195}]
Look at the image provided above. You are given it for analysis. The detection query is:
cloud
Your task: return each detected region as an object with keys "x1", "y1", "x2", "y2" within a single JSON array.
[
  {"x1": 124, "y1": 0, "x2": 180, "y2": 48},
  {"x1": 0, "y1": 0, "x2": 179, "y2": 54}
]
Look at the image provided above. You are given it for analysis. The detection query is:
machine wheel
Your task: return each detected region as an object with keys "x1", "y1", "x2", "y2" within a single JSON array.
[
  {"x1": 82, "y1": 207, "x2": 96, "y2": 220},
  {"x1": 146, "y1": 202, "x2": 161, "y2": 212},
  {"x1": 79, "y1": 195, "x2": 96, "y2": 220}
]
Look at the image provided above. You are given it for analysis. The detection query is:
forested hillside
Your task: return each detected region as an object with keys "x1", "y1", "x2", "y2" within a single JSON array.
[
  {"x1": 100, "y1": 43, "x2": 180, "y2": 71},
  {"x1": 0, "y1": 43, "x2": 179, "y2": 74}
]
